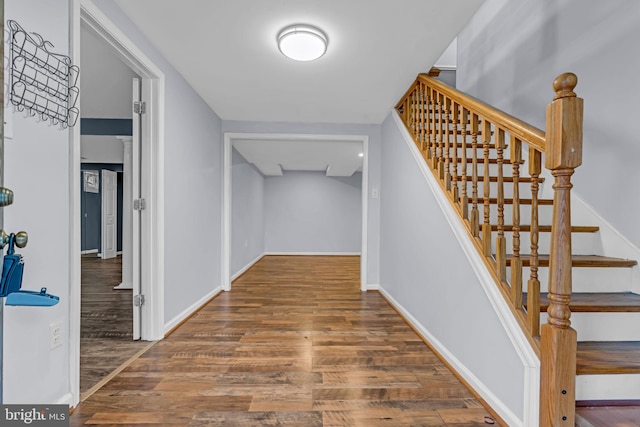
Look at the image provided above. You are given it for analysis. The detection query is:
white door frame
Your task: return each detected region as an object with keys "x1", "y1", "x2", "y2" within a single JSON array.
[
  {"x1": 222, "y1": 133, "x2": 369, "y2": 292},
  {"x1": 69, "y1": 0, "x2": 166, "y2": 406}
]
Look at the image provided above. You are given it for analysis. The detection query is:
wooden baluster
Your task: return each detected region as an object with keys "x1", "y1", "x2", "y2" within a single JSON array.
[
  {"x1": 436, "y1": 93, "x2": 444, "y2": 175},
  {"x1": 420, "y1": 83, "x2": 426, "y2": 154},
  {"x1": 451, "y1": 102, "x2": 459, "y2": 204},
  {"x1": 495, "y1": 128, "x2": 506, "y2": 280},
  {"x1": 429, "y1": 87, "x2": 437, "y2": 165},
  {"x1": 528, "y1": 148, "x2": 541, "y2": 337},
  {"x1": 481, "y1": 119, "x2": 492, "y2": 257},
  {"x1": 411, "y1": 87, "x2": 419, "y2": 142},
  {"x1": 460, "y1": 108, "x2": 469, "y2": 219},
  {"x1": 444, "y1": 98, "x2": 452, "y2": 190},
  {"x1": 510, "y1": 136, "x2": 523, "y2": 308},
  {"x1": 540, "y1": 73, "x2": 582, "y2": 427},
  {"x1": 470, "y1": 113, "x2": 480, "y2": 236}
]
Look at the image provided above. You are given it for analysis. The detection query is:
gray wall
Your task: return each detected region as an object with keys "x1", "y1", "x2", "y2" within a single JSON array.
[
  {"x1": 379, "y1": 112, "x2": 527, "y2": 421},
  {"x1": 231, "y1": 148, "x2": 265, "y2": 275},
  {"x1": 265, "y1": 171, "x2": 362, "y2": 253},
  {"x1": 223, "y1": 120, "x2": 381, "y2": 286},
  {"x1": 94, "y1": 0, "x2": 224, "y2": 327},
  {"x1": 457, "y1": 0, "x2": 640, "y2": 247},
  {"x1": 4, "y1": 0, "x2": 72, "y2": 404}
]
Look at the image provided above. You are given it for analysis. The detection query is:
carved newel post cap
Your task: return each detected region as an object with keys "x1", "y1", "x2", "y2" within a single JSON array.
[{"x1": 553, "y1": 73, "x2": 578, "y2": 100}]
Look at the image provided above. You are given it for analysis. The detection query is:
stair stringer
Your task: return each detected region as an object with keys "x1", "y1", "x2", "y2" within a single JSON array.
[{"x1": 379, "y1": 111, "x2": 540, "y2": 426}]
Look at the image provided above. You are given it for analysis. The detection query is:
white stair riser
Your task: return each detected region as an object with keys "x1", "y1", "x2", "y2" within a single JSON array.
[
  {"x1": 517, "y1": 267, "x2": 634, "y2": 293},
  {"x1": 492, "y1": 231, "x2": 600, "y2": 256},
  {"x1": 576, "y1": 374, "x2": 640, "y2": 401},
  {"x1": 541, "y1": 312, "x2": 640, "y2": 341}
]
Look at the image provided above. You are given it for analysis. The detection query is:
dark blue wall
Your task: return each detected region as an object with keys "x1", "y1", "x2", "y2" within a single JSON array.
[
  {"x1": 80, "y1": 118, "x2": 131, "y2": 254},
  {"x1": 81, "y1": 164, "x2": 124, "y2": 252}
]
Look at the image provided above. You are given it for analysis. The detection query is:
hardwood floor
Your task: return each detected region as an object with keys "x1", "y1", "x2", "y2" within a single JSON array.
[
  {"x1": 81, "y1": 254, "x2": 150, "y2": 397},
  {"x1": 71, "y1": 255, "x2": 498, "y2": 426}
]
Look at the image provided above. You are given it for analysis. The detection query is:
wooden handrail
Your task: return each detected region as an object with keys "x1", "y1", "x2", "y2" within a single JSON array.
[
  {"x1": 401, "y1": 75, "x2": 547, "y2": 152},
  {"x1": 395, "y1": 72, "x2": 582, "y2": 426}
]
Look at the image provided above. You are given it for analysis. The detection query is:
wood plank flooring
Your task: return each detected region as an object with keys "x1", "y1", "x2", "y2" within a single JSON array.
[
  {"x1": 81, "y1": 254, "x2": 150, "y2": 397},
  {"x1": 71, "y1": 255, "x2": 498, "y2": 426}
]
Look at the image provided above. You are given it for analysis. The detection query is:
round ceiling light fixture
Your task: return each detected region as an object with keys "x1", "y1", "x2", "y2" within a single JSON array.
[{"x1": 277, "y1": 24, "x2": 328, "y2": 61}]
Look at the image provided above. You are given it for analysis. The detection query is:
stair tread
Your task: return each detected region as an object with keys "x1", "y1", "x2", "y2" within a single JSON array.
[
  {"x1": 577, "y1": 341, "x2": 640, "y2": 375},
  {"x1": 506, "y1": 254, "x2": 637, "y2": 268},
  {"x1": 490, "y1": 225, "x2": 599, "y2": 232},
  {"x1": 524, "y1": 292, "x2": 640, "y2": 312}
]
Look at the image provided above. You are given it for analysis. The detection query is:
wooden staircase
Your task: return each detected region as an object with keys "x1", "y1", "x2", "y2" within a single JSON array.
[{"x1": 396, "y1": 72, "x2": 640, "y2": 425}]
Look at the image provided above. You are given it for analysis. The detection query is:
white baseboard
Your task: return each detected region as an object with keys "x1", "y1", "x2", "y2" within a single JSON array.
[
  {"x1": 378, "y1": 286, "x2": 523, "y2": 427},
  {"x1": 231, "y1": 253, "x2": 265, "y2": 281},
  {"x1": 80, "y1": 249, "x2": 98, "y2": 255},
  {"x1": 163, "y1": 286, "x2": 222, "y2": 334},
  {"x1": 114, "y1": 282, "x2": 133, "y2": 290},
  {"x1": 366, "y1": 284, "x2": 380, "y2": 290},
  {"x1": 265, "y1": 252, "x2": 361, "y2": 256}
]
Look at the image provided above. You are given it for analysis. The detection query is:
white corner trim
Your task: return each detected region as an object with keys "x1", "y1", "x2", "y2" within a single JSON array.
[
  {"x1": 378, "y1": 286, "x2": 523, "y2": 427},
  {"x1": 55, "y1": 392, "x2": 74, "y2": 406},
  {"x1": 163, "y1": 287, "x2": 222, "y2": 334},
  {"x1": 265, "y1": 252, "x2": 361, "y2": 256},
  {"x1": 231, "y1": 253, "x2": 266, "y2": 281},
  {"x1": 391, "y1": 111, "x2": 539, "y2": 426}
]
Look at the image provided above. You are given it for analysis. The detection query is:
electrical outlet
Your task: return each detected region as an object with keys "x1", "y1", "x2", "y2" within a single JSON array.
[{"x1": 49, "y1": 322, "x2": 62, "y2": 350}]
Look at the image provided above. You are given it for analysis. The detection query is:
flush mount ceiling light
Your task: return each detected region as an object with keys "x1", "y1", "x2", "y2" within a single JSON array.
[{"x1": 277, "y1": 24, "x2": 328, "y2": 61}]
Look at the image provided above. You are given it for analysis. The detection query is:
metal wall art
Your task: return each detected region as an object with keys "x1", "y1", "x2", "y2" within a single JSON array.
[{"x1": 8, "y1": 19, "x2": 79, "y2": 128}]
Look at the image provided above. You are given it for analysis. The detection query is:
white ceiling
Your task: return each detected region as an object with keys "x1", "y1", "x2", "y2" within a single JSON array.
[
  {"x1": 233, "y1": 139, "x2": 363, "y2": 177},
  {"x1": 113, "y1": 0, "x2": 483, "y2": 124}
]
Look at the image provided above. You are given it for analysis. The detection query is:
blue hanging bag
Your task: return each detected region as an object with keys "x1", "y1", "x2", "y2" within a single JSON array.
[{"x1": 0, "y1": 233, "x2": 24, "y2": 297}]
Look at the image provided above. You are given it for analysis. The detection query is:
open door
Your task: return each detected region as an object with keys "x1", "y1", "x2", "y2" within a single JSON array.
[
  {"x1": 101, "y1": 169, "x2": 117, "y2": 259},
  {"x1": 132, "y1": 78, "x2": 142, "y2": 340}
]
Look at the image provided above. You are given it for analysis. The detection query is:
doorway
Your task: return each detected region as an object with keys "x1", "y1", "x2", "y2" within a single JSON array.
[
  {"x1": 223, "y1": 133, "x2": 370, "y2": 291},
  {"x1": 70, "y1": 1, "x2": 166, "y2": 406}
]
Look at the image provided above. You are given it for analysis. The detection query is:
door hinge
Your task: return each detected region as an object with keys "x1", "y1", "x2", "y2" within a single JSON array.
[
  {"x1": 134, "y1": 294, "x2": 145, "y2": 307},
  {"x1": 133, "y1": 101, "x2": 146, "y2": 114},
  {"x1": 133, "y1": 198, "x2": 146, "y2": 211}
]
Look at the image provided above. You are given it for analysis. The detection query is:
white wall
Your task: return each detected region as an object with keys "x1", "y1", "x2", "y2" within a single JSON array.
[
  {"x1": 379, "y1": 112, "x2": 536, "y2": 425},
  {"x1": 3, "y1": 0, "x2": 72, "y2": 403},
  {"x1": 81, "y1": 135, "x2": 124, "y2": 163},
  {"x1": 457, "y1": 0, "x2": 640, "y2": 248},
  {"x1": 231, "y1": 148, "x2": 264, "y2": 276},
  {"x1": 265, "y1": 171, "x2": 362, "y2": 254},
  {"x1": 80, "y1": 23, "x2": 138, "y2": 119},
  {"x1": 223, "y1": 120, "x2": 381, "y2": 286},
  {"x1": 92, "y1": 0, "x2": 224, "y2": 328}
]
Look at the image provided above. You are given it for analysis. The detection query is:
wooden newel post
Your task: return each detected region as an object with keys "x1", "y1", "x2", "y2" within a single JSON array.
[{"x1": 540, "y1": 73, "x2": 583, "y2": 427}]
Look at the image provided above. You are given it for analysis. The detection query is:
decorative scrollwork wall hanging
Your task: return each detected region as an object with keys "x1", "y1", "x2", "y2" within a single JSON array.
[{"x1": 8, "y1": 19, "x2": 80, "y2": 128}]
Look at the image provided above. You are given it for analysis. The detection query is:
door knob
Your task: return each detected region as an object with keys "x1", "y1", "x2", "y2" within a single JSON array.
[
  {"x1": 0, "y1": 230, "x2": 28, "y2": 249},
  {"x1": 14, "y1": 231, "x2": 28, "y2": 248},
  {"x1": 0, "y1": 187, "x2": 14, "y2": 207}
]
